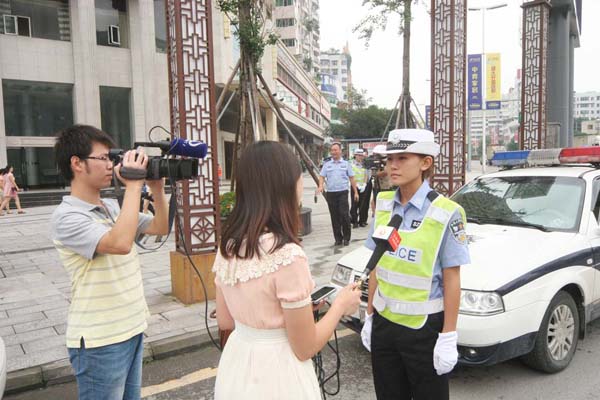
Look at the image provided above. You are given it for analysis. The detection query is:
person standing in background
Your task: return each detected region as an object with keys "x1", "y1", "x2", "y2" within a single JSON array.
[
  {"x1": 317, "y1": 142, "x2": 359, "y2": 246},
  {"x1": 0, "y1": 166, "x2": 24, "y2": 215},
  {"x1": 350, "y1": 148, "x2": 369, "y2": 228}
]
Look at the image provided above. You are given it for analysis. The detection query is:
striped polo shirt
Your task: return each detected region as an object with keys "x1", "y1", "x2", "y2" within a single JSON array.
[{"x1": 51, "y1": 196, "x2": 153, "y2": 349}]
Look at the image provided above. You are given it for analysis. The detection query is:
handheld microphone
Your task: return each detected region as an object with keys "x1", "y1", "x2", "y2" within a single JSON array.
[
  {"x1": 356, "y1": 214, "x2": 403, "y2": 286},
  {"x1": 136, "y1": 138, "x2": 208, "y2": 159}
]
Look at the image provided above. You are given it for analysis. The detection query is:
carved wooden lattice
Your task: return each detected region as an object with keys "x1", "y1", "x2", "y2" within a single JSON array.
[
  {"x1": 520, "y1": 0, "x2": 550, "y2": 150},
  {"x1": 430, "y1": 0, "x2": 467, "y2": 196},
  {"x1": 166, "y1": 0, "x2": 220, "y2": 254}
]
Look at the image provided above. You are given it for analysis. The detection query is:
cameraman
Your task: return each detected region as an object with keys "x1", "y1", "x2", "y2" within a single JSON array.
[
  {"x1": 370, "y1": 145, "x2": 395, "y2": 215},
  {"x1": 51, "y1": 125, "x2": 169, "y2": 400}
]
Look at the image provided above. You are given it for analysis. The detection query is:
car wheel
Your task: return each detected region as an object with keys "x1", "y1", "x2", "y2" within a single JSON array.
[{"x1": 522, "y1": 291, "x2": 579, "y2": 373}]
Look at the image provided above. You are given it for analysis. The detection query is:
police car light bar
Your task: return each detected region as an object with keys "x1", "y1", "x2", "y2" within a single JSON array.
[
  {"x1": 558, "y1": 147, "x2": 600, "y2": 164},
  {"x1": 490, "y1": 150, "x2": 529, "y2": 167},
  {"x1": 491, "y1": 147, "x2": 600, "y2": 168}
]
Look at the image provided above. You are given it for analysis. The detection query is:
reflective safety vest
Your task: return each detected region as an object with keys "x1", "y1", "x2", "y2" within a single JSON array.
[
  {"x1": 372, "y1": 190, "x2": 466, "y2": 329},
  {"x1": 351, "y1": 161, "x2": 367, "y2": 185}
]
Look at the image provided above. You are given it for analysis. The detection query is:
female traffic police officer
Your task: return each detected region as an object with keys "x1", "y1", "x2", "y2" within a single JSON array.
[{"x1": 361, "y1": 129, "x2": 470, "y2": 400}]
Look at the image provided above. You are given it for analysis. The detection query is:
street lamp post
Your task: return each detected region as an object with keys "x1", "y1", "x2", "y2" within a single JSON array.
[{"x1": 468, "y1": 2, "x2": 507, "y2": 173}]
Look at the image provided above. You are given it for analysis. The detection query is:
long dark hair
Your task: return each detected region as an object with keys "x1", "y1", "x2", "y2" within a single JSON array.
[{"x1": 220, "y1": 141, "x2": 302, "y2": 259}]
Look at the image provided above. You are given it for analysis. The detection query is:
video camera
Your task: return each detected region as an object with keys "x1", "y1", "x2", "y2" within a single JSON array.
[
  {"x1": 363, "y1": 156, "x2": 384, "y2": 170},
  {"x1": 108, "y1": 138, "x2": 207, "y2": 181}
]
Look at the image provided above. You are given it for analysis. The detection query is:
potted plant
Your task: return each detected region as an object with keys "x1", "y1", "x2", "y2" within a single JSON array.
[{"x1": 219, "y1": 192, "x2": 236, "y2": 227}]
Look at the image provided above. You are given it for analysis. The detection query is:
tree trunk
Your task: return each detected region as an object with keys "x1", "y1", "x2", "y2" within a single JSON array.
[
  {"x1": 396, "y1": 0, "x2": 416, "y2": 129},
  {"x1": 230, "y1": 0, "x2": 265, "y2": 192}
]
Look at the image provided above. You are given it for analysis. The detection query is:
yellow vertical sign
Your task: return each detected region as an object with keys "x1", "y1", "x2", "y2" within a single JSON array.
[{"x1": 486, "y1": 53, "x2": 501, "y2": 102}]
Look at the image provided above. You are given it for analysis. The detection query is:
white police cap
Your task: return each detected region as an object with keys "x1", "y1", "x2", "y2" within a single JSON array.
[{"x1": 380, "y1": 129, "x2": 439, "y2": 157}]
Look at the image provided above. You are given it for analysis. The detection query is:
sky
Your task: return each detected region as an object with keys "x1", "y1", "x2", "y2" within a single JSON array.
[{"x1": 319, "y1": 0, "x2": 599, "y2": 109}]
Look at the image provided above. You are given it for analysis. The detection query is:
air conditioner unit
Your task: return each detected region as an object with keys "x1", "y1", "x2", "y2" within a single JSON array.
[{"x1": 108, "y1": 25, "x2": 120, "y2": 46}]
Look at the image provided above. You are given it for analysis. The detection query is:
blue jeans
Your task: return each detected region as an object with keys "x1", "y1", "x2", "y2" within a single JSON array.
[{"x1": 68, "y1": 334, "x2": 144, "y2": 400}]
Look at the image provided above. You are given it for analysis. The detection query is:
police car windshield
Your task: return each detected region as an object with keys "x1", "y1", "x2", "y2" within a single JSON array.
[{"x1": 451, "y1": 176, "x2": 585, "y2": 232}]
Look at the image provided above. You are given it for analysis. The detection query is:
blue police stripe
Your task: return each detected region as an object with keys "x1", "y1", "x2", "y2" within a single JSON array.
[{"x1": 495, "y1": 248, "x2": 597, "y2": 296}]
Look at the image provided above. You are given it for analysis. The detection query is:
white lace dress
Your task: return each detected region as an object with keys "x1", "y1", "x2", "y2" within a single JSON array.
[{"x1": 212, "y1": 233, "x2": 322, "y2": 400}]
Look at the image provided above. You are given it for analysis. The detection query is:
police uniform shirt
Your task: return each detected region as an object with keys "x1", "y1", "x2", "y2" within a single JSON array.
[
  {"x1": 365, "y1": 180, "x2": 470, "y2": 300},
  {"x1": 319, "y1": 158, "x2": 355, "y2": 192}
]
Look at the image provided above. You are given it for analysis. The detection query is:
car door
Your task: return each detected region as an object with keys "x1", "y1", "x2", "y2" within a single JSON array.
[{"x1": 587, "y1": 176, "x2": 600, "y2": 318}]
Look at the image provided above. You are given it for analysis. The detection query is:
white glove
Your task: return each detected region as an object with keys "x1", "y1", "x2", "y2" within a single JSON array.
[
  {"x1": 433, "y1": 331, "x2": 458, "y2": 375},
  {"x1": 360, "y1": 313, "x2": 373, "y2": 352},
  {"x1": 358, "y1": 184, "x2": 366, "y2": 193}
]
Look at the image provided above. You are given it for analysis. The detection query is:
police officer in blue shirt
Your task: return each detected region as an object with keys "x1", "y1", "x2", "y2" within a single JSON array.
[
  {"x1": 317, "y1": 142, "x2": 359, "y2": 246},
  {"x1": 360, "y1": 129, "x2": 470, "y2": 400}
]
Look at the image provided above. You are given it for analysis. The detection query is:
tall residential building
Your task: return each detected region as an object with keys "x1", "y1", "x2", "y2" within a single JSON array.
[
  {"x1": 468, "y1": 69, "x2": 521, "y2": 152},
  {"x1": 273, "y1": 0, "x2": 320, "y2": 77},
  {"x1": 319, "y1": 46, "x2": 351, "y2": 106},
  {"x1": 0, "y1": 0, "x2": 329, "y2": 190},
  {"x1": 574, "y1": 91, "x2": 600, "y2": 119}
]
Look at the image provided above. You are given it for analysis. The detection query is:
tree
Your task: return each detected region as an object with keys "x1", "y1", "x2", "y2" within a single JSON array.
[
  {"x1": 354, "y1": 0, "x2": 419, "y2": 129},
  {"x1": 330, "y1": 105, "x2": 394, "y2": 139},
  {"x1": 217, "y1": 0, "x2": 278, "y2": 189},
  {"x1": 347, "y1": 87, "x2": 372, "y2": 110}
]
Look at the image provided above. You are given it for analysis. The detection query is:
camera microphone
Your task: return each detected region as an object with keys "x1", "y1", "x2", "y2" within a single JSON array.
[
  {"x1": 356, "y1": 215, "x2": 403, "y2": 286},
  {"x1": 136, "y1": 138, "x2": 208, "y2": 159}
]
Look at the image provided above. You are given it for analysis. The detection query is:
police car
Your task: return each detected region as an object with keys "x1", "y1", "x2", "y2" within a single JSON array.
[{"x1": 330, "y1": 146, "x2": 600, "y2": 373}]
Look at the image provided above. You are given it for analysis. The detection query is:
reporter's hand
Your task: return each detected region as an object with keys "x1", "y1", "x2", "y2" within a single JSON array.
[
  {"x1": 332, "y1": 283, "x2": 361, "y2": 316},
  {"x1": 115, "y1": 149, "x2": 148, "y2": 188}
]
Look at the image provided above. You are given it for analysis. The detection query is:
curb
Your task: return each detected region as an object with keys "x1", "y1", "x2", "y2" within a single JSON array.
[{"x1": 4, "y1": 330, "x2": 215, "y2": 395}]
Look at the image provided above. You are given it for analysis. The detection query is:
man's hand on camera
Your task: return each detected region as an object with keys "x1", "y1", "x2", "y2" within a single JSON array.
[
  {"x1": 146, "y1": 178, "x2": 165, "y2": 193},
  {"x1": 115, "y1": 149, "x2": 148, "y2": 188}
]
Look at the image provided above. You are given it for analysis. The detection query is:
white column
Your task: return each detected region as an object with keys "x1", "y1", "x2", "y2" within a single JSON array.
[
  {"x1": 0, "y1": 50, "x2": 6, "y2": 166},
  {"x1": 70, "y1": 0, "x2": 101, "y2": 126},
  {"x1": 128, "y1": 0, "x2": 157, "y2": 143}
]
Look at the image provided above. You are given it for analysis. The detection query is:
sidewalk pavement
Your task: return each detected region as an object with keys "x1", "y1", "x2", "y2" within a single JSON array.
[
  {"x1": 0, "y1": 164, "x2": 492, "y2": 394},
  {"x1": 0, "y1": 174, "x2": 372, "y2": 394}
]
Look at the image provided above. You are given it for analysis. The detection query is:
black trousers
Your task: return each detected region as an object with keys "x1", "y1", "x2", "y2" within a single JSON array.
[
  {"x1": 351, "y1": 180, "x2": 372, "y2": 226},
  {"x1": 325, "y1": 190, "x2": 351, "y2": 242},
  {"x1": 371, "y1": 311, "x2": 448, "y2": 400}
]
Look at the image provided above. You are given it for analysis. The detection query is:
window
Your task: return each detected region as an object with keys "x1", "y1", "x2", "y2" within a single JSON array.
[
  {"x1": 276, "y1": 0, "x2": 294, "y2": 5},
  {"x1": 342, "y1": 77, "x2": 347, "y2": 83},
  {"x1": 154, "y1": 0, "x2": 167, "y2": 52},
  {"x1": 282, "y1": 38, "x2": 296, "y2": 47},
  {"x1": 95, "y1": 0, "x2": 129, "y2": 47},
  {"x1": 341, "y1": 60, "x2": 346, "y2": 65},
  {"x1": 341, "y1": 69, "x2": 347, "y2": 74},
  {"x1": 276, "y1": 18, "x2": 295, "y2": 27},
  {"x1": 453, "y1": 176, "x2": 584, "y2": 232},
  {"x1": 277, "y1": 64, "x2": 307, "y2": 100},
  {"x1": 0, "y1": 0, "x2": 70, "y2": 41},
  {"x1": 332, "y1": 60, "x2": 338, "y2": 66},
  {"x1": 100, "y1": 86, "x2": 132, "y2": 149},
  {"x1": 2, "y1": 79, "x2": 73, "y2": 137},
  {"x1": 320, "y1": 59, "x2": 329, "y2": 66}
]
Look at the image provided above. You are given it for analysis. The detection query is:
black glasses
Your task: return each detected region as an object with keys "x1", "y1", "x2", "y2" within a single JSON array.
[{"x1": 82, "y1": 155, "x2": 112, "y2": 163}]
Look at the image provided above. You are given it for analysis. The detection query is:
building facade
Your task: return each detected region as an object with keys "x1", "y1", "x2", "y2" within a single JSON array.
[
  {"x1": 319, "y1": 47, "x2": 351, "y2": 106},
  {"x1": 574, "y1": 91, "x2": 600, "y2": 119},
  {"x1": 0, "y1": 0, "x2": 329, "y2": 190},
  {"x1": 273, "y1": 0, "x2": 320, "y2": 77},
  {"x1": 0, "y1": 0, "x2": 171, "y2": 189}
]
